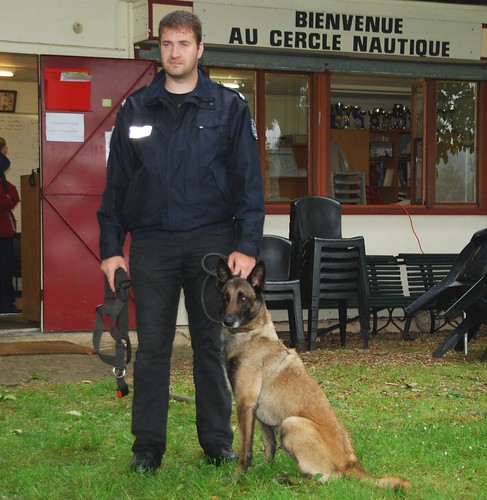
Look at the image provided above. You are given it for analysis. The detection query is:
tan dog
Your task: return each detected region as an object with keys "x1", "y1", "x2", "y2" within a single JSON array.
[{"x1": 216, "y1": 259, "x2": 410, "y2": 490}]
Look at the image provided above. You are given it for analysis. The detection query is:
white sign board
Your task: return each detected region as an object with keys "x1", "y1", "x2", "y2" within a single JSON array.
[
  {"x1": 196, "y1": 3, "x2": 481, "y2": 61},
  {"x1": 45, "y1": 113, "x2": 84, "y2": 143}
]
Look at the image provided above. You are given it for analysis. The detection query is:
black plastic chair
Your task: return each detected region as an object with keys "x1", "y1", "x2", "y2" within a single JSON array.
[
  {"x1": 331, "y1": 171, "x2": 367, "y2": 205},
  {"x1": 433, "y1": 274, "x2": 487, "y2": 360},
  {"x1": 289, "y1": 196, "x2": 342, "y2": 239},
  {"x1": 302, "y1": 236, "x2": 370, "y2": 350},
  {"x1": 260, "y1": 235, "x2": 306, "y2": 352},
  {"x1": 403, "y1": 228, "x2": 487, "y2": 356},
  {"x1": 289, "y1": 196, "x2": 342, "y2": 281},
  {"x1": 289, "y1": 197, "x2": 369, "y2": 350}
]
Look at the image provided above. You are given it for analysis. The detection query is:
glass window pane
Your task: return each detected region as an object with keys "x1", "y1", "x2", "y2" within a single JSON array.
[
  {"x1": 435, "y1": 82, "x2": 477, "y2": 203},
  {"x1": 411, "y1": 83, "x2": 424, "y2": 204},
  {"x1": 331, "y1": 74, "x2": 413, "y2": 206},
  {"x1": 265, "y1": 73, "x2": 309, "y2": 201}
]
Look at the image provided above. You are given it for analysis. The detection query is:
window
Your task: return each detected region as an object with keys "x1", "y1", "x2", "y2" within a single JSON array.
[
  {"x1": 207, "y1": 66, "x2": 484, "y2": 212},
  {"x1": 208, "y1": 68, "x2": 256, "y2": 117},
  {"x1": 264, "y1": 73, "x2": 309, "y2": 202},
  {"x1": 435, "y1": 81, "x2": 477, "y2": 204},
  {"x1": 331, "y1": 74, "x2": 414, "y2": 206}
]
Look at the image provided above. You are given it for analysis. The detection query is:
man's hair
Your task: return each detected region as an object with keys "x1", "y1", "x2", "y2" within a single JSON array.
[
  {"x1": 158, "y1": 10, "x2": 202, "y2": 45},
  {"x1": 0, "y1": 137, "x2": 6, "y2": 150}
]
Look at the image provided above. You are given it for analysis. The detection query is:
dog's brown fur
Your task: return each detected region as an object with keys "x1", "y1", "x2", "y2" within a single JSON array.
[{"x1": 217, "y1": 259, "x2": 410, "y2": 490}]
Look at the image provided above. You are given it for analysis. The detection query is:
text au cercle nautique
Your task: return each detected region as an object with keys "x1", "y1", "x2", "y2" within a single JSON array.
[{"x1": 228, "y1": 11, "x2": 451, "y2": 57}]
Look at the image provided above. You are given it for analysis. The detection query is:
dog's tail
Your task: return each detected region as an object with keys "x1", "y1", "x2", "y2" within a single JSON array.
[{"x1": 346, "y1": 462, "x2": 411, "y2": 490}]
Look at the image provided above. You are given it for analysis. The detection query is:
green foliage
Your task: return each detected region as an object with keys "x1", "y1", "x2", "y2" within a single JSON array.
[
  {"x1": 0, "y1": 362, "x2": 485, "y2": 499},
  {"x1": 436, "y1": 82, "x2": 476, "y2": 164}
]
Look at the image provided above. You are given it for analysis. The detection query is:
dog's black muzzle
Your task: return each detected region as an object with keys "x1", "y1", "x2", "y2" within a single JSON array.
[{"x1": 222, "y1": 315, "x2": 240, "y2": 328}]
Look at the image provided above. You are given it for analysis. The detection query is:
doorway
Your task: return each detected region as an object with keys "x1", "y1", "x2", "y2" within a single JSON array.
[{"x1": 0, "y1": 52, "x2": 40, "y2": 332}]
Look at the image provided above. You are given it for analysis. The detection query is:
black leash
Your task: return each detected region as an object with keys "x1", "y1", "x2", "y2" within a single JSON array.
[
  {"x1": 93, "y1": 268, "x2": 132, "y2": 398},
  {"x1": 201, "y1": 253, "x2": 228, "y2": 324},
  {"x1": 92, "y1": 255, "x2": 222, "y2": 395}
]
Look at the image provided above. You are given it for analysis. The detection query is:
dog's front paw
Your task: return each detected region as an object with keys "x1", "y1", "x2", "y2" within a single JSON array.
[{"x1": 231, "y1": 466, "x2": 245, "y2": 483}]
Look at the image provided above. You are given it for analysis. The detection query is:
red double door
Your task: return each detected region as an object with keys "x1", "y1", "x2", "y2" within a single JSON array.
[{"x1": 41, "y1": 55, "x2": 156, "y2": 331}]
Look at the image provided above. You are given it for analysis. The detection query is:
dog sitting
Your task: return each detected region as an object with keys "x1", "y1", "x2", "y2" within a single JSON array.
[{"x1": 216, "y1": 259, "x2": 410, "y2": 490}]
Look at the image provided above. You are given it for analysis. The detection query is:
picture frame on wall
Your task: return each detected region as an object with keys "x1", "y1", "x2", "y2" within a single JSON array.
[{"x1": 0, "y1": 90, "x2": 17, "y2": 112}]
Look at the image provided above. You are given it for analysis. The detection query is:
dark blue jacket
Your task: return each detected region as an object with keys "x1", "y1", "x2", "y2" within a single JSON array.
[
  {"x1": 98, "y1": 68, "x2": 264, "y2": 260},
  {"x1": 0, "y1": 151, "x2": 10, "y2": 174}
]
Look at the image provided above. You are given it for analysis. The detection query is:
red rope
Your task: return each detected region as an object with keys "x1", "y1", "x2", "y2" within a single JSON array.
[{"x1": 393, "y1": 203, "x2": 425, "y2": 254}]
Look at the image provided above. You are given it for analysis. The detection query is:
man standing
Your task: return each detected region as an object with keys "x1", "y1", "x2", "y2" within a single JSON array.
[{"x1": 97, "y1": 11, "x2": 264, "y2": 472}]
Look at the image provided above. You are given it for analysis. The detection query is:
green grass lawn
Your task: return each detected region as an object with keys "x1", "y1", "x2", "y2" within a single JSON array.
[{"x1": 0, "y1": 331, "x2": 486, "y2": 499}]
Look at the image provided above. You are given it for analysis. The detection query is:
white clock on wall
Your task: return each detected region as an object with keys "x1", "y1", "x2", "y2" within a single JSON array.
[{"x1": 0, "y1": 90, "x2": 17, "y2": 112}]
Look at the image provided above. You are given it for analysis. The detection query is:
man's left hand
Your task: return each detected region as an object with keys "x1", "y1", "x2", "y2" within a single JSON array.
[{"x1": 227, "y1": 251, "x2": 256, "y2": 279}]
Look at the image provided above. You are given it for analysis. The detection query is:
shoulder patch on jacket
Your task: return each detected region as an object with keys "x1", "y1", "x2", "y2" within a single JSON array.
[{"x1": 251, "y1": 119, "x2": 258, "y2": 140}]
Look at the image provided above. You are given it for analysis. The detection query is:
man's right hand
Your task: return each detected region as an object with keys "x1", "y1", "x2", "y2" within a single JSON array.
[{"x1": 100, "y1": 256, "x2": 128, "y2": 292}]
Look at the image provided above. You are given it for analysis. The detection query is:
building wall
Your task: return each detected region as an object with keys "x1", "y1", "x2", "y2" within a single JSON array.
[
  {"x1": 193, "y1": 0, "x2": 487, "y2": 258},
  {"x1": 0, "y1": 0, "x2": 144, "y2": 59},
  {"x1": 0, "y1": 0, "x2": 486, "y2": 327},
  {"x1": 265, "y1": 214, "x2": 486, "y2": 255},
  {"x1": 0, "y1": 1, "x2": 485, "y2": 251}
]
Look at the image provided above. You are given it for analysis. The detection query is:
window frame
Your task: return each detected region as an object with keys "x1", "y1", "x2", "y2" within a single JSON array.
[
  {"x1": 204, "y1": 64, "x2": 487, "y2": 215},
  {"x1": 323, "y1": 76, "x2": 487, "y2": 215}
]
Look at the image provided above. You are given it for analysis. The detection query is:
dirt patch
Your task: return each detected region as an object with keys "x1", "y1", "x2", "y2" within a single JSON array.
[
  {"x1": 0, "y1": 340, "x2": 92, "y2": 356},
  {"x1": 300, "y1": 327, "x2": 486, "y2": 368},
  {"x1": 0, "y1": 325, "x2": 485, "y2": 387},
  {"x1": 0, "y1": 329, "x2": 192, "y2": 387}
]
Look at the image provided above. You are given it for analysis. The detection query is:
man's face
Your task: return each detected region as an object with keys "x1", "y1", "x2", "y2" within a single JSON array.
[{"x1": 159, "y1": 28, "x2": 203, "y2": 80}]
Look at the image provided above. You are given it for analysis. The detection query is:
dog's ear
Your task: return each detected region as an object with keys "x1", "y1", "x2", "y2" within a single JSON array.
[
  {"x1": 248, "y1": 261, "x2": 266, "y2": 291},
  {"x1": 216, "y1": 258, "x2": 233, "y2": 288}
]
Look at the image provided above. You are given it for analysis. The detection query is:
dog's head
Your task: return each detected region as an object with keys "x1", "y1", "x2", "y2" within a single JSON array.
[{"x1": 216, "y1": 259, "x2": 266, "y2": 329}]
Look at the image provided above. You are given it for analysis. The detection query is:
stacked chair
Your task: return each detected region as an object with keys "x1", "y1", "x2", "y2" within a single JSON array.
[
  {"x1": 331, "y1": 171, "x2": 367, "y2": 205},
  {"x1": 265, "y1": 195, "x2": 486, "y2": 359},
  {"x1": 289, "y1": 196, "x2": 370, "y2": 350}
]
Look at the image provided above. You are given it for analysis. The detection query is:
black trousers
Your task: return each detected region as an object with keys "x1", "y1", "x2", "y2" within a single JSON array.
[
  {"x1": 0, "y1": 237, "x2": 15, "y2": 313},
  {"x1": 129, "y1": 228, "x2": 234, "y2": 457}
]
